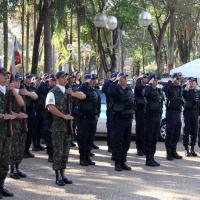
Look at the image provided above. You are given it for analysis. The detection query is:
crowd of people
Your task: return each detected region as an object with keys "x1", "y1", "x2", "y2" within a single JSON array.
[{"x1": 0, "y1": 67, "x2": 200, "y2": 198}]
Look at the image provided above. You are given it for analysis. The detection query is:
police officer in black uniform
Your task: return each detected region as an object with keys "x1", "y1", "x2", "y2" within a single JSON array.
[
  {"x1": 108, "y1": 72, "x2": 135, "y2": 171},
  {"x1": 163, "y1": 72, "x2": 183, "y2": 160},
  {"x1": 182, "y1": 77, "x2": 200, "y2": 156},
  {"x1": 134, "y1": 74, "x2": 149, "y2": 156},
  {"x1": 102, "y1": 72, "x2": 118, "y2": 152},
  {"x1": 21, "y1": 73, "x2": 38, "y2": 158},
  {"x1": 143, "y1": 75, "x2": 163, "y2": 166},
  {"x1": 77, "y1": 74, "x2": 99, "y2": 166}
]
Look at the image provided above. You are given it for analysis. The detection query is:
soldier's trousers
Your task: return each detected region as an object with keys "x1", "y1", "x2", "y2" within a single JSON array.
[
  {"x1": 165, "y1": 111, "x2": 182, "y2": 153},
  {"x1": 111, "y1": 116, "x2": 132, "y2": 162},
  {"x1": 52, "y1": 131, "x2": 71, "y2": 170},
  {"x1": 0, "y1": 136, "x2": 10, "y2": 180},
  {"x1": 10, "y1": 131, "x2": 26, "y2": 165},
  {"x1": 106, "y1": 109, "x2": 112, "y2": 149},
  {"x1": 135, "y1": 110, "x2": 145, "y2": 151},
  {"x1": 183, "y1": 112, "x2": 198, "y2": 149},
  {"x1": 77, "y1": 117, "x2": 97, "y2": 158},
  {"x1": 144, "y1": 116, "x2": 160, "y2": 156}
]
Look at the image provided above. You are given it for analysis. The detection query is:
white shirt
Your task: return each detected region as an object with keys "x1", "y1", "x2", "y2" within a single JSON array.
[
  {"x1": 0, "y1": 85, "x2": 6, "y2": 95},
  {"x1": 45, "y1": 85, "x2": 66, "y2": 107}
]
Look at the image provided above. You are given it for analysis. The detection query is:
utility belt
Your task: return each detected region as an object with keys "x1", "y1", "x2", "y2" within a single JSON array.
[
  {"x1": 77, "y1": 112, "x2": 98, "y2": 120},
  {"x1": 166, "y1": 99, "x2": 182, "y2": 111}
]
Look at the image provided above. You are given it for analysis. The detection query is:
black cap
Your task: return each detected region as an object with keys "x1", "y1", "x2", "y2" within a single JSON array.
[
  {"x1": 55, "y1": 71, "x2": 68, "y2": 79},
  {"x1": 117, "y1": 72, "x2": 128, "y2": 78},
  {"x1": 14, "y1": 74, "x2": 22, "y2": 81},
  {"x1": 0, "y1": 68, "x2": 8, "y2": 76},
  {"x1": 25, "y1": 73, "x2": 33, "y2": 79},
  {"x1": 49, "y1": 74, "x2": 56, "y2": 81},
  {"x1": 172, "y1": 72, "x2": 182, "y2": 79},
  {"x1": 187, "y1": 77, "x2": 195, "y2": 81},
  {"x1": 84, "y1": 74, "x2": 92, "y2": 80}
]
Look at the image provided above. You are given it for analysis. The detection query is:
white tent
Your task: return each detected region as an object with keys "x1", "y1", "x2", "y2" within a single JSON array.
[{"x1": 170, "y1": 58, "x2": 200, "y2": 78}]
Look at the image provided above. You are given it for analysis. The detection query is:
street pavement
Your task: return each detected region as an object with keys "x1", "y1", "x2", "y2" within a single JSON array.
[{"x1": 4, "y1": 141, "x2": 200, "y2": 200}]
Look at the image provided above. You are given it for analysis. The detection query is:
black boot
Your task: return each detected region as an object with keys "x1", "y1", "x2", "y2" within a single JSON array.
[
  {"x1": 0, "y1": 179, "x2": 14, "y2": 197},
  {"x1": 16, "y1": 164, "x2": 27, "y2": 178},
  {"x1": 86, "y1": 154, "x2": 95, "y2": 166},
  {"x1": 55, "y1": 170, "x2": 65, "y2": 186},
  {"x1": 166, "y1": 150, "x2": 173, "y2": 161},
  {"x1": 190, "y1": 146, "x2": 198, "y2": 157},
  {"x1": 92, "y1": 143, "x2": 99, "y2": 149},
  {"x1": 146, "y1": 155, "x2": 159, "y2": 167},
  {"x1": 151, "y1": 155, "x2": 160, "y2": 167},
  {"x1": 0, "y1": 192, "x2": 2, "y2": 199},
  {"x1": 48, "y1": 154, "x2": 54, "y2": 163},
  {"x1": 79, "y1": 152, "x2": 88, "y2": 166},
  {"x1": 185, "y1": 146, "x2": 191, "y2": 157},
  {"x1": 60, "y1": 169, "x2": 72, "y2": 184},
  {"x1": 121, "y1": 162, "x2": 131, "y2": 170},
  {"x1": 172, "y1": 151, "x2": 182, "y2": 159},
  {"x1": 10, "y1": 165, "x2": 20, "y2": 179},
  {"x1": 115, "y1": 161, "x2": 122, "y2": 171}
]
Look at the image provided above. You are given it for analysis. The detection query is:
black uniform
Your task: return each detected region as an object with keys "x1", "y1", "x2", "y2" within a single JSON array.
[
  {"x1": 163, "y1": 81, "x2": 183, "y2": 160},
  {"x1": 77, "y1": 82, "x2": 99, "y2": 166},
  {"x1": 143, "y1": 84, "x2": 163, "y2": 166},
  {"x1": 102, "y1": 79, "x2": 113, "y2": 150},
  {"x1": 109, "y1": 83, "x2": 134, "y2": 170},
  {"x1": 182, "y1": 88, "x2": 200, "y2": 154},
  {"x1": 24, "y1": 84, "x2": 37, "y2": 156},
  {"x1": 134, "y1": 78, "x2": 146, "y2": 155}
]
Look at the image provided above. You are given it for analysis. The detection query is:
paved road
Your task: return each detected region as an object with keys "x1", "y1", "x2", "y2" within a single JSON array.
[{"x1": 5, "y1": 142, "x2": 200, "y2": 200}]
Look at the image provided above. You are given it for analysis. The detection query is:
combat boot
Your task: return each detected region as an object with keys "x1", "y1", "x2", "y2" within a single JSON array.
[
  {"x1": 10, "y1": 165, "x2": 20, "y2": 179},
  {"x1": 115, "y1": 162, "x2": 122, "y2": 171},
  {"x1": 185, "y1": 146, "x2": 191, "y2": 157},
  {"x1": 172, "y1": 151, "x2": 182, "y2": 159},
  {"x1": 86, "y1": 154, "x2": 95, "y2": 165},
  {"x1": 137, "y1": 149, "x2": 144, "y2": 156},
  {"x1": 0, "y1": 179, "x2": 14, "y2": 197},
  {"x1": 0, "y1": 192, "x2": 2, "y2": 199},
  {"x1": 15, "y1": 164, "x2": 27, "y2": 178},
  {"x1": 60, "y1": 169, "x2": 72, "y2": 184},
  {"x1": 55, "y1": 170, "x2": 65, "y2": 186},
  {"x1": 166, "y1": 150, "x2": 173, "y2": 161},
  {"x1": 151, "y1": 155, "x2": 160, "y2": 167},
  {"x1": 190, "y1": 146, "x2": 198, "y2": 157},
  {"x1": 145, "y1": 155, "x2": 157, "y2": 167},
  {"x1": 121, "y1": 162, "x2": 131, "y2": 170},
  {"x1": 79, "y1": 152, "x2": 88, "y2": 166}
]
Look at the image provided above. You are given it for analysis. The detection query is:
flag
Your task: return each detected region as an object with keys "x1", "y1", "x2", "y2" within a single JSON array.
[{"x1": 9, "y1": 38, "x2": 21, "y2": 78}]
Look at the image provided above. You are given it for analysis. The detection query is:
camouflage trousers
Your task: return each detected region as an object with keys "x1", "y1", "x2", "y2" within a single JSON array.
[
  {"x1": 0, "y1": 135, "x2": 11, "y2": 180},
  {"x1": 10, "y1": 131, "x2": 26, "y2": 165},
  {"x1": 52, "y1": 131, "x2": 71, "y2": 170}
]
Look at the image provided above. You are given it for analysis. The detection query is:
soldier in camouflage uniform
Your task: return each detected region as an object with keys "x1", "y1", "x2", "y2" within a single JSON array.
[
  {"x1": 0, "y1": 68, "x2": 16, "y2": 198},
  {"x1": 9, "y1": 75, "x2": 28, "y2": 179},
  {"x1": 46, "y1": 71, "x2": 85, "y2": 186}
]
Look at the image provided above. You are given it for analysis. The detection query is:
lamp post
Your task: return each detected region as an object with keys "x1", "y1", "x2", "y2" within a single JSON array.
[
  {"x1": 94, "y1": 13, "x2": 120, "y2": 71},
  {"x1": 138, "y1": 11, "x2": 152, "y2": 73}
]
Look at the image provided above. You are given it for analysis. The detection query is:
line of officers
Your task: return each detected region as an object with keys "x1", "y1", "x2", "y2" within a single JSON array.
[{"x1": 0, "y1": 66, "x2": 200, "y2": 196}]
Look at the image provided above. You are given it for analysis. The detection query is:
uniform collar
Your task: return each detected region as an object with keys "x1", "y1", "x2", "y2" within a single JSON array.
[
  {"x1": 0, "y1": 85, "x2": 6, "y2": 95},
  {"x1": 57, "y1": 84, "x2": 65, "y2": 94}
]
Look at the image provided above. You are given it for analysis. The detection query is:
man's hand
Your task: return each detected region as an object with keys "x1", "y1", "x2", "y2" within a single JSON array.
[
  {"x1": 63, "y1": 114, "x2": 74, "y2": 120},
  {"x1": 17, "y1": 112, "x2": 28, "y2": 119},
  {"x1": 4, "y1": 114, "x2": 16, "y2": 120},
  {"x1": 66, "y1": 88, "x2": 73, "y2": 95},
  {"x1": 20, "y1": 89, "x2": 30, "y2": 96}
]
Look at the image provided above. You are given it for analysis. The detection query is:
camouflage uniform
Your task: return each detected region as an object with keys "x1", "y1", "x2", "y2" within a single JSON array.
[
  {"x1": 0, "y1": 90, "x2": 11, "y2": 180},
  {"x1": 49, "y1": 86, "x2": 71, "y2": 170},
  {"x1": 9, "y1": 93, "x2": 26, "y2": 166}
]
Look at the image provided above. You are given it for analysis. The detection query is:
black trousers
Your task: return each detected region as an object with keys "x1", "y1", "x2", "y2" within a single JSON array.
[
  {"x1": 106, "y1": 109, "x2": 112, "y2": 149},
  {"x1": 165, "y1": 111, "x2": 182, "y2": 153},
  {"x1": 135, "y1": 110, "x2": 145, "y2": 151},
  {"x1": 111, "y1": 116, "x2": 132, "y2": 162},
  {"x1": 25, "y1": 111, "x2": 36, "y2": 152},
  {"x1": 144, "y1": 116, "x2": 160, "y2": 156},
  {"x1": 77, "y1": 117, "x2": 98, "y2": 158},
  {"x1": 183, "y1": 111, "x2": 198, "y2": 148}
]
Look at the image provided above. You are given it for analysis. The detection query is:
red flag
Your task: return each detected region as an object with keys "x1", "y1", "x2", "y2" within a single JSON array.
[{"x1": 9, "y1": 38, "x2": 21, "y2": 78}]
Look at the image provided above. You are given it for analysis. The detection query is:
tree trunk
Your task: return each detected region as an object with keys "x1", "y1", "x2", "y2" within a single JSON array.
[
  {"x1": 26, "y1": 0, "x2": 30, "y2": 71},
  {"x1": 77, "y1": 0, "x2": 81, "y2": 71},
  {"x1": 3, "y1": 0, "x2": 8, "y2": 69},
  {"x1": 168, "y1": 9, "x2": 175, "y2": 70},
  {"x1": 31, "y1": 0, "x2": 49, "y2": 74},
  {"x1": 44, "y1": 2, "x2": 52, "y2": 73}
]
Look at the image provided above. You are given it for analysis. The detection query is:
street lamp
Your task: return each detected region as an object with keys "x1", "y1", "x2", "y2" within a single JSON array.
[
  {"x1": 94, "y1": 13, "x2": 123, "y2": 71},
  {"x1": 138, "y1": 11, "x2": 152, "y2": 73}
]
